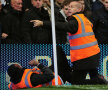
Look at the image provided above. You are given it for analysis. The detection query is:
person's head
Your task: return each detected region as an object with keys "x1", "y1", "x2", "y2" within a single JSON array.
[
  {"x1": 102, "y1": 0, "x2": 108, "y2": 10},
  {"x1": 11, "y1": 0, "x2": 23, "y2": 11},
  {"x1": 62, "y1": 5, "x2": 70, "y2": 16},
  {"x1": 62, "y1": 0, "x2": 79, "y2": 16},
  {"x1": 31, "y1": 0, "x2": 43, "y2": 8},
  {"x1": 7, "y1": 64, "x2": 23, "y2": 78},
  {"x1": 62, "y1": 0, "x2": 83, "y2": 16},
  {"x1": 61, "y1": 0, "x2": 70, "y2": 16},
  {"x1": 68, "y1": 1, "x2": 83, "y2": 15}
]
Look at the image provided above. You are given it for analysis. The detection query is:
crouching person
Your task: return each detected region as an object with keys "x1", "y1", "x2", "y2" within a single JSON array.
[{"x1": 7, "y1": 60, "x2": 63, "y2": 90}]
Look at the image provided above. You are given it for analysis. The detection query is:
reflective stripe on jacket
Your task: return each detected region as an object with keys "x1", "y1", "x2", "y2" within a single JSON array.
[
  {"x1": 68, "y1": 14, "x2": 100, "y2": 62},
  {"x1": 8, "y1": 68, "x2": 63, "y2": 90}
]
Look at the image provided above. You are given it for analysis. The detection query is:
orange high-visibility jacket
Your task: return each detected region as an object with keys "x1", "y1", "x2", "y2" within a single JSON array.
[
  {"x1": 8, "y1": 68, "x2": 63, "y2": 90},
  {"x1": 68, "y1": 14, "x2": 100, "y2": 62}
]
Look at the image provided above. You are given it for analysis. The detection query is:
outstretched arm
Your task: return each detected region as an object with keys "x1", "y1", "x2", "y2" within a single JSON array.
[{"x1": 29, "y1": 60, "x2": 54, "y2": 87}]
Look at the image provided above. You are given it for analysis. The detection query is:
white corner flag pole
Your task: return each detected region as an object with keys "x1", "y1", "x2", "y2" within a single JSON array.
[{"x1": 50, "y1": 0, "x2": 58, "y2": 85}]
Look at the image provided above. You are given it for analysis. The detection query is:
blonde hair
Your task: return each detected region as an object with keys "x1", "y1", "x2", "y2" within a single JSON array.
[
  {"x1": 76, "y1": 1, "x2": 83, "y2": 9},
  {"x1": 73, "y1": 1, "x2": 83, "y2": 11}
]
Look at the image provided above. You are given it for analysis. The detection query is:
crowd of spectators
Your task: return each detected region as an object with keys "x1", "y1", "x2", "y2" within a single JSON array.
[{"x1": 0, "y1": 0, "x2": 108, "y2": 44}]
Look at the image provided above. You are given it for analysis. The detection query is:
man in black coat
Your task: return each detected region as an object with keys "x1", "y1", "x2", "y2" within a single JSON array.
[
  {"x1": 22, "y1": 0, "x2": 52, "y2": 44},
  {"x1": 54, "y1": 0, "x2": 68, "y2": 44},
  {"x1": 29, "y1": 0, "x2": 76, "y2": 83},
  {"x1": 25, "y1": 0, "x2": 74, "y2": 83},
  {"x1": 1, "y1": 0, "x2": 23, "y2": 44},
  {"x1": 92, "y1": 0, "x2": 108, "y2": 44}
]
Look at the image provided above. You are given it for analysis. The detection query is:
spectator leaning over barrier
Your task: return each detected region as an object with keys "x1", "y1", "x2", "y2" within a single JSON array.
[
  {"x1": 7, "y1": 60, "x2": 63, "y2": 90},
  {"x1": 22, "y1": 0, "x2": 52, "y2": 44}
]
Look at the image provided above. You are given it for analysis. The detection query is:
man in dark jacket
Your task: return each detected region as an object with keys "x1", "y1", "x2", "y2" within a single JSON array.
[
  {"x1": 22, "y1": 0, "x2": 52, "y2": 44},
  {"x1": 54, "y1": 0, "x2": 68, "y2": 44},
  {"x1": 30, "y1": 0, "x2": 74, "y2": 83},
  {"x1": 1, "y1": 0, "x2": 23, "y2": 44},
  {"x1": 92, "y1": 0, "x2": 108, "y2": 44}
]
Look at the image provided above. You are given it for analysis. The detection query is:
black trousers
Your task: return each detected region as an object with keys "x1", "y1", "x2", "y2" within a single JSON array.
[
  {"x1": 70, "y1": 53, "x2": 108, "y2": 85},
  {"x1": 49, "y1": 45, "x2": 72, "y2": 83}
]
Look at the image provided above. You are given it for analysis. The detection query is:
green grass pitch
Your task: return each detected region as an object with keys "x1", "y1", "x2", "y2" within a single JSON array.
[{"x1": 19, "y1": 85, "x2": 108, "y2": 90}]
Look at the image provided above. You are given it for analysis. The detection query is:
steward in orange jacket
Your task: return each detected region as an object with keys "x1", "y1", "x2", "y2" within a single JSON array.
[
  {"x1": 68, "y1": 13, "x2": 100, "y2": 62},
  {"x1": 7, "y1": 60, "x2": 63, "y2": 90},
  {"x1": 60, "y1": 0, "x2": 108, "y2": 85}
]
